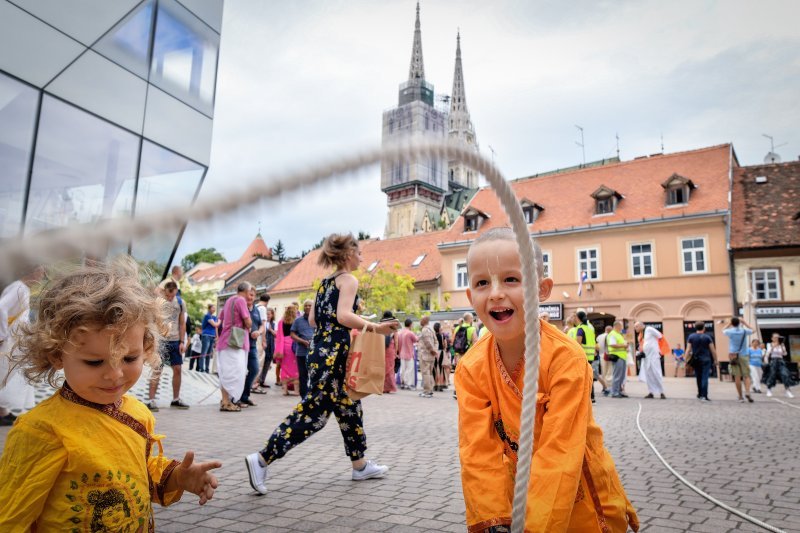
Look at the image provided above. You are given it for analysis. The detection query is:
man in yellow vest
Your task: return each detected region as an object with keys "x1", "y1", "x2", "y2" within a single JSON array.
[
  {"x1": 607, "y1": 320, "x2": 630, "y2": 398},
  {"x1": 574, "y1": 311, "x2": 608, "y2": 403}
]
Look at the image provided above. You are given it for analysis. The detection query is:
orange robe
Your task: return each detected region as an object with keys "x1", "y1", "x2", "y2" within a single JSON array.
[{"x1": 455, "y1": 320, "x2": 639, "y2": 532}]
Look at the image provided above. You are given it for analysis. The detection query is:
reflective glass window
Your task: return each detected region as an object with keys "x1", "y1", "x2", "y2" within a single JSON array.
[
  {"x1": 25, "y1": 95, "x2": 139, "y2": 234},
  {"x1": 130, "y1": 140, "x2": 205, "y2": 275},
  {"x1": 0, "y1": 73, "x2": 38, "y2": 238},
  {"x1": 94, "y1": 0, "x2": 156, "y2": 79},
  {"x1": 150, "y1": 0, "x2": 219, "y2": 116}
]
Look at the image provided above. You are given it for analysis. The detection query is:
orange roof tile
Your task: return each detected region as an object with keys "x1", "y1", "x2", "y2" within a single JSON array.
[
  {"x1": 270, "y1": 231, "x2": 450, "y2": 294},
  {"x1": 190, "y1": 234, "x2": 273, "y2": 283},
  {"x1": 730, "y1": 161, "x2": 800, "y2": 250},
  {"x1": 445, "y1": 144, "x2": 733, "y2": 239}
]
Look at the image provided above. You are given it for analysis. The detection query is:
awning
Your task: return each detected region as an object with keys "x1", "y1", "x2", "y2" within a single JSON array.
[{"x1": 756, "y1": 318, "x2": 800, "y2": 328}]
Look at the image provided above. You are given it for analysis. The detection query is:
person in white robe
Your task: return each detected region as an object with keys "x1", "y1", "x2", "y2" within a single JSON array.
[{"x1": 635, "y1": 321, "x2": 665, "y2": 398}]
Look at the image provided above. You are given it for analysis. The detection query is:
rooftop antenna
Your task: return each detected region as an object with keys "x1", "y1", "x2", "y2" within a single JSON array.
[
  {"x1": 660, "y1": 132, "x2": 664, "y2": 152},
  {"x1": 762, "y1": 133, "x2": 787, "y2": 164},
  {"x1": 615, "y1": 132, "x2": 620, "y2": 159},
  {"x1": 575, "y1": 125, "x2": 585, "y2": 166},
  {"x1": 488, "y1": 145, "x2": 496, "y2": 166}
]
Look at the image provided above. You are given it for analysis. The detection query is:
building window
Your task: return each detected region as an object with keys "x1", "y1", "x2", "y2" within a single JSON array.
[
  {"x1": 464, "y1": 215, "x2": 479, "y2": 232},
  {"x1": 666, "y1": 186, "x2": 688, "y2": 206},
  {"x1": 523, "y1": 205, "x2": 535, "y2": 224},
  {"x1": 455, "y1": 262, "x2": 469, "y2": 289},
  {"x1": 751, "y1": 269, "x2": 781, "y2": 301},
  {"x1": 541, "y1": 250, "x2": 551, "y2": 279},
  {"x1": 577, "y1": 248, "x2": 599, "y2": 280},
  {"x1": 412, "y1": 254, "x2": 426, "y2": 267},
  {"x1": 420, "y1": 292, "x2": 431, "y2": 310},
  {"x1": 367, "y1": 260, "x2": 379, "y2": 272},
  {"x1": 0, "y1": 73, "x2": 39, "y2": 239},
  {"x1": 595, "y1": 197, "x2": 614, "y2": 215},
  {"x1": 681, "y1": 237, "x2": 707, "y2": 273},
  {"x1": 631, "y1": 243, "x2": 653, "y2": 277},
  {"x1": 150, "y1": 0, "x2": 220, "y2": 116}
]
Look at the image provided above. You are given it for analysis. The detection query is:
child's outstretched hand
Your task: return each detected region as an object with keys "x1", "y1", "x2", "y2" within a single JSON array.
[{"x1": 174, "y1": 451, "x2": 222, "y2": 505}]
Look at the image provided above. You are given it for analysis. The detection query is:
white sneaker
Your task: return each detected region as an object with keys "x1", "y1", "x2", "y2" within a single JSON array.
[
  {"x1": 245, "y1": 453, "x2": 269, "y2": 494},
  {"x1": 766, "y1": 388, "x2": 773, "y2": 397},
  {"x1": 786, "y1": 389, "x2": 795, "y2": 399},
  {"x1": 352, "y1": 460, "x2": 389, "y2": 481},
  {"x1": 146, "y1": 400, "x2": 159, "y2": 412}
]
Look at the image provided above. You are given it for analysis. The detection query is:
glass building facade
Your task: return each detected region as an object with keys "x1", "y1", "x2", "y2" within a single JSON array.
[{"x1": 0, "y1": 0, "x2": 222, "y2": 276}]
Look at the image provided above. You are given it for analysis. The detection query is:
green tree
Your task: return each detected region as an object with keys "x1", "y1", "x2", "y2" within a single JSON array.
[
  {"x1": 298, "y1": 264, "x2": 417, "y2": 318},
  {"x1": 357, "y1": 231, "x2": 371, "y2": 241},
  {"x1": 274, "y1": 240, "x2": 287, "y2": 263},
  {"x1": 180, "y1": 286, "x2": 216, "y2": 326},
  {"x1": 180, "y1": 247, "x2": 226, "y2": 272}
]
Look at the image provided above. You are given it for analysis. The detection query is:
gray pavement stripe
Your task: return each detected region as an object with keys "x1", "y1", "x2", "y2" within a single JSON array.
[
  {"x1": 635, "y1": 402, "x2": 786, "y2": 533},
  {"x1": 771, "y1": 398, "x2": 800, "y2": 411}
]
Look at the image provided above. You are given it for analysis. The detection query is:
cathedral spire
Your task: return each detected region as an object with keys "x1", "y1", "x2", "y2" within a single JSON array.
[
  {"x1": 408, "y1": 2, "x2": 425, "y2": 81},
  {"x1": 450, "y1": 30, "x2": 467, "y2": 114}
]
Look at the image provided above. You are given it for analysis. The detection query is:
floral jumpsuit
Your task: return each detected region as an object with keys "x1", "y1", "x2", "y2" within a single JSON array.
[{"x1": 259, "y1": 274, "x2": 367, "y2": 464}]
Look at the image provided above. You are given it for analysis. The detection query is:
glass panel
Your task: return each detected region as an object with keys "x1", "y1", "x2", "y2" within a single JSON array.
[
  {"x1": 25, "y1": 95, "x2": 139, "y2": 234},
  {"x1": 0, "y1": 73, "x2": 38, "y2": 238},
  {"x1": 150, "y1": 0, "x2": 219, "y2": 116},
  {"x1": 696, "y1": 251, "x2": 705, "y2": 271},
  {"x1": 94, "y1": 0, "x2": 156, "y2": 78},
  {"x1": 130, "y1": 140, "x2": 204, "y2": 275}
]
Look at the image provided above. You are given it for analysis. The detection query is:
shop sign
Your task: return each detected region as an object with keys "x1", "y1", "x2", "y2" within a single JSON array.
[
  {"x1": 756, "y1": 306, "x2": 800, "y2": 317},
  {"x1": 540, "y1": 303, "x2": 563, "y2": 321}
]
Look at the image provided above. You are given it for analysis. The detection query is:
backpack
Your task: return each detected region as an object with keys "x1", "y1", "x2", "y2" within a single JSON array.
[{"x1": 453, "y1": 325, "x2": 470, "y2": 354}]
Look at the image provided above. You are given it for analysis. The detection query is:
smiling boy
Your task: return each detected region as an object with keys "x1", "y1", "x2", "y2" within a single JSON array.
[{"x1": 455, "y1": 228, "x2": 638, "y2": 532}]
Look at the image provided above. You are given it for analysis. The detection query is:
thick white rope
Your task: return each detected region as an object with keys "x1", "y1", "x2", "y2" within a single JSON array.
[
  {"x1": 771, "y1": 398, "x2": 800, "y2": 410},
  {"x1": 635, "y1": 403, "x2": 786, "y2": 533},
  {"x1": 0, "y1": 139, "x2": 541, "y2": 527}
]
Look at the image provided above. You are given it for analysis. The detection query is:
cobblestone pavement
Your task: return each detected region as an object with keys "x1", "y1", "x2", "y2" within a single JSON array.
[{"x1": 2, "y1": 374, "x2": 798, "y2": 532}]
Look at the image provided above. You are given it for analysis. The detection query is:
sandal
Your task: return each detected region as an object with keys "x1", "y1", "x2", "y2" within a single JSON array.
[
  {"x1": 220, "y1": 402, "x2": 241, "y2": 412},
  {"x1": 251, "y1": 387, "x2": 268, "y2": 394}
]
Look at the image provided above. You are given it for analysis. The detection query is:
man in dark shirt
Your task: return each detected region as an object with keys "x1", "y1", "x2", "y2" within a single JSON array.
[
  {"x1": 290, "y1": 300, "x2": 315, "y2": 397},
  {"x1": 686, "y1": 321, "x2": 717, "y2": 402}
]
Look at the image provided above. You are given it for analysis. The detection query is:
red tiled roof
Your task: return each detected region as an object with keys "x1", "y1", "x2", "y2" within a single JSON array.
[
  {"x1": 271, "y1": 231, "x2": 450, "y2": 294},
  {"x1": 190, "y1": 235, "x2": 273, "y2": 283},
  {"x1": 444, "y1": 144, "x2": 733, "y2": 238},
  {"x1": 730, "y1": 161, "x2": 800, "y2": 250},
  {"x1": 221, "y1": 260, "x2": 299, "y2": 294}
]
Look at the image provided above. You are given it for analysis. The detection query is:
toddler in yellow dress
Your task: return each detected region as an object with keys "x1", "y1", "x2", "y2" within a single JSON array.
[{"x1": 0, "y1": 258, "x2": 221, "y2": 532}]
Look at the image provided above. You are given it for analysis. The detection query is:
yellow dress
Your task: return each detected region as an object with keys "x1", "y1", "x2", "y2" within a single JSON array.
[
  {"x1": 455, "y1": 320, "x2": 639, "y2": 533},
  {"x1": 0, "y1": 385, "x2": 182, "y2": 532}
]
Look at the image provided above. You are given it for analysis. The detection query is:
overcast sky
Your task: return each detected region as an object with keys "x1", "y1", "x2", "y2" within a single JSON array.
[{"x1": 176, "y1": 0, "x2": 800, "y2": 264}]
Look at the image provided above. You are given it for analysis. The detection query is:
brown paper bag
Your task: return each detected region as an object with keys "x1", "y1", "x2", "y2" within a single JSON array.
[{"x1": 346, "y1": 326, "x2": 386, "y2": 400}]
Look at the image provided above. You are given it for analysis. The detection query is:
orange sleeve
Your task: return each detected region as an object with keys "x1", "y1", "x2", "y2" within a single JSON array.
[
  {"x1": 526, "y1": 353, "x2": 591, "y2": 532},
  {"x1": 455, "y1": 362, "x2": 512, "y2": 532}
]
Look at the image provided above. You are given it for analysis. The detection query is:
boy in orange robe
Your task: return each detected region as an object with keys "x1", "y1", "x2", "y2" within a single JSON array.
[{"x1": 455, "y1": 228, "x2": 639, "y2": 532}]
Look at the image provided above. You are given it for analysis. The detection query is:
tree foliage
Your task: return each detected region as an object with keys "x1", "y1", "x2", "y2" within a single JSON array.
[
  {"x1": 181, "y1": 285, "x2": 216, "y2": 326},
  {"x1": 273, "y1": 240, "x2": 287, "y2": 263},
  {"x1": 298, "y1": 264, "x2": 417, "y2": 318},
  {"x1": 180, "y1": 247, "x2": 226, "y2": 272}
]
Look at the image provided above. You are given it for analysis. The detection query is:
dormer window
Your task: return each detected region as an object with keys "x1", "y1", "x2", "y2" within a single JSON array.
[
  {"x1": 462, "y1": 207, "x2": 489, "y2": 232},
  {"x1": 520, "y1": 199, "x2": 545, "y2": 224},
  {"x1": 590, "y1": 185, "x2": 623, "y2": 215},
  {"x1": 661, "y1": 173, "x2": 696, "y2": 206}
]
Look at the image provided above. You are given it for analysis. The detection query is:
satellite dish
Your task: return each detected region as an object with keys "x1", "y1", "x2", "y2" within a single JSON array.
[{"x1": 764, "y1": 151, "x2": 781, "y2": 164}]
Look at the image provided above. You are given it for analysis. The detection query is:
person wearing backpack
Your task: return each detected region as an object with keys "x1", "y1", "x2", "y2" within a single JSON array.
[
  {"x1": 723, "y1": 317, "x2": 754, "y2": 403},
  {"x1": 452, "y1": 312, "x2": 478, "y2": 399}
]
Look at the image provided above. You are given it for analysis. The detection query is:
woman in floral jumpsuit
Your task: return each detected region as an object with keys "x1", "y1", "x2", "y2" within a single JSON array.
[{"x1": 245, "y1": 234, "x2": 400, "y2": 494}]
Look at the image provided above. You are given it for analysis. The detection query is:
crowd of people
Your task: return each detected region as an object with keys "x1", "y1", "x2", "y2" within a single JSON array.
[{"x1": 0, "y1": 230, "x2": 797, "y2": 532}]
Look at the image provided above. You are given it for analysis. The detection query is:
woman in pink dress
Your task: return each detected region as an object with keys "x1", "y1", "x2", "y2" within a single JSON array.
[
  {"x1": 275, "y1": 306, "x2": 299, "y2": 395},
  {"x1": 381, "y1": 311, "x2": 398, "y2": 393}
]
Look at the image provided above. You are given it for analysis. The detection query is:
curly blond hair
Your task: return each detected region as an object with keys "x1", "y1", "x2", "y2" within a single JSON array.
[
  {"x1": 10, "y1": 257, "x2": 168, "y2": 387},
  {"x1": 317, "y1": 233, "x2": 358, "y2": 269}
]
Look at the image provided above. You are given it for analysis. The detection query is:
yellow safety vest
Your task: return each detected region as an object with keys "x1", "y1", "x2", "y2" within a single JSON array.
[
  {"x1": 607, "y1": 330, "x2": 627, "y2": 360},
  {"x1": 576, "y1": 323, "x2": 596, "y2": 361}
]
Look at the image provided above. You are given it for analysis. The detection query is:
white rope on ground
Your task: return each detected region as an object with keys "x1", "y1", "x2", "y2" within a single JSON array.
[
  {"x1": 0, "y1": 139, "x2": 542, "y2": 528},
  {"x1": 771, "y1": 398, "x2": 800, "y2": 411},
  {"x1": 635, "y1": 402, "x2": 786, "y2": 533}
]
